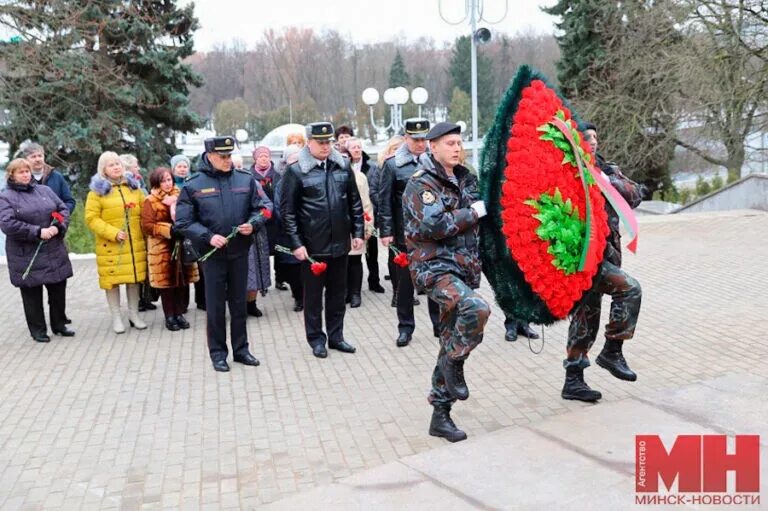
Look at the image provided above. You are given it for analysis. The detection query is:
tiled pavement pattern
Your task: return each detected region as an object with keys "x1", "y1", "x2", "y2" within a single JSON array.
[{"x1": 0, "y1": 210, "x2": 765, "y2": 510}]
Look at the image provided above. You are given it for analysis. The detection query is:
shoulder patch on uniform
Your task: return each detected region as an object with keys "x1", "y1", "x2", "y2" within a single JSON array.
[{"x1": 420, "y1": 190, "x2": 436, "y2": 205}]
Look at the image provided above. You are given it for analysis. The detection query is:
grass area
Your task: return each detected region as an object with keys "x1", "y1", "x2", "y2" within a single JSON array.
[{"x1": 65, "y1": 203, "x2": 95, "y2": 254}]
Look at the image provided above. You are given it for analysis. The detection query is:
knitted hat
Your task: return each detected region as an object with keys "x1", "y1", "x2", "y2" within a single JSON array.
[
  {"x1": 170, "y1": 154, "x2": 190, "y2": 170},
  {"x1": 252, "y1": 146, "x2": 271, "y2": 159}
]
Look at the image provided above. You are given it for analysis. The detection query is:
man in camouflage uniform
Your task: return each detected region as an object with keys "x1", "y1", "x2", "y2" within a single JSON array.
[
  {"x1": 403, "y1": 122, "x2": 490, "y2": 442},
  {"x1": 562, "y1": 123, "x2": 644, "y2": 402}
]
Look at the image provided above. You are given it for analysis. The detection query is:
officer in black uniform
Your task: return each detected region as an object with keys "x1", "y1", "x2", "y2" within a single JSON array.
[
  {"x1": 377, "y1": 118, "x2": 440, "y2": 347},
  {"x1": 176, "y1": 136, "x2": 272, "y2": 372},
  {"x1": 280, "y1": 122, "x2": 365, "y2": 359}
]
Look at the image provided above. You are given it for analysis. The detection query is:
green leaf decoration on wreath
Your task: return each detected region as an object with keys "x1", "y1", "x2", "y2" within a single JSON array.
[
  {"x1": 538, "y1": 110, "x2": 595, "y2": 184},
  {"x1": 524, "y1": 189, "x2": 586, "y2": 275}
]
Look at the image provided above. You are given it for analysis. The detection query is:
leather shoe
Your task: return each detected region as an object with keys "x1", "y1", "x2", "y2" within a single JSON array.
[
  {"x1": 369, "y1": 283, "x2": 386, "y2": 293},
  {"x1": 32, "y1": 333, "x2": 50, "y2": 343},
  {"x1": 504, "y1": 326, "x2": 518, "y2": 342},
  {"x1": 64, "y1": 317, "x2": 72, "y2": 324},
  {"x1": 196, "y1": 303, "x2": 206, "y2": 311},
  {"x1": 390, "y1": 296, "x2": 397, "y2": 307},
  {"x1": 165, "y1": 317, "x2": 180, "y2": 331},
  {"x1": 246, "y1": 301, "x2": 263, "y2": 317},
  {"x1": 349, "y1": 294, "x2": 361, "y2": 308},
  {"x1": 275, "y1": 281, "x2": 288, "y2": 291},
  {"x1": 52, "y1": 327, "x2": 75, "y2": 337},
  {"x1": 396, "y1": 332, "x2": 411, "y2": 347},
  {"x1": 293, "y1": 300, "x2": 303, "y2": 312},
  {"x1": 517, "y1": 322, "x2": 540, "y2": 339},
  {"x1": 329, "y1": 340, "x2": 356, "y2": 353},
  {"x1": 233, "y1": 352, "x2": 260, "y2": 366},
  {"x1": 174, "y1": 315, "x2": 190, "y2": 329},
  {"x1": 433, "y1": 326, "x2": 440, "y2": 338},
  {"x1": 212, "y1": 359, "x2": 230, "y2": 372},
  {"x1": 312, "y1": 344, "x2": 328, "y2": 358}
]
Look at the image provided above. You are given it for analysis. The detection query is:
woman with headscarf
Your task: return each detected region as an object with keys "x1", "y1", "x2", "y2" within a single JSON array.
[
  {"x1": 0, "y1": 158, "x2": 74, "y2": 342},
  {"x1": 170, "y1": 154, "x2": 204, "y2": 312},
  {"x1": 85, "y1": 151, "x2": 148, "y2": 334},
  {"x1": 247, "y1": 146, "x2": 279, "y2": 306}
]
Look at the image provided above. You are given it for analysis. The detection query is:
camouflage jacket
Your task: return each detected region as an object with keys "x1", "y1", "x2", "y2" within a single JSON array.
[
  {"x1": 597, "y1": 154, "x2": 644, "y2": 267},
  {"x1": 403, "y1": 154, "x2": 482, "y2": 291}
]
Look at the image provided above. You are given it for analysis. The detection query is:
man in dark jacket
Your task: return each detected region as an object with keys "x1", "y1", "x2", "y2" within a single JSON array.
[
  {"x1": 280, "y1": 122, "x2": 364, "y2": 359},
  {"x1": 378, "y1": 118, "x2": 441, "y2": 347},
  {"x1": 176, "y1": 136, "x2": 272, "y2": 372},
  {"x1": 403, "y1": 122, "x2": 490, "y2": 443},
  {"x1": 561, "y1": 123, "x2": 644, "y2": 402}
]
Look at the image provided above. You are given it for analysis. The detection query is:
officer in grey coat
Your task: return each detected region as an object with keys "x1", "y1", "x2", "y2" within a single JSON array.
[{"x1": 377, "y1": 118, "x2": 440, "y2": 347}]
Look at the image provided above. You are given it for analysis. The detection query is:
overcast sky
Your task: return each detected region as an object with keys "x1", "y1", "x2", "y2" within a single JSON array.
[{"x1": 185, "y1": 0, "x2": 559, "y2": 51}]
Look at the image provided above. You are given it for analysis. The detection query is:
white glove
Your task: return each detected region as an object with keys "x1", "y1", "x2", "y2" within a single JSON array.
[{"x1": 470, "y1": 201, "x2": 487, "y2": 218}]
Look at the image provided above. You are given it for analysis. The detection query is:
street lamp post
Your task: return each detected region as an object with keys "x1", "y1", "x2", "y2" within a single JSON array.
[
  {"x1": 439, "y1": 0, "x2": 508, "y2": 168},
  {"x1": 362, "y1": 86, "x2": 429, "y2": 139}
]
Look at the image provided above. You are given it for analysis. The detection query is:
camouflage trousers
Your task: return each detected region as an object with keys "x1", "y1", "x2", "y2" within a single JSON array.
[
  {"x1": 427, "y1": 273, "x2": 491, "y2": 407},
  {"x1": 565, "y1": 261, "x2": 642, "y2": 368}
]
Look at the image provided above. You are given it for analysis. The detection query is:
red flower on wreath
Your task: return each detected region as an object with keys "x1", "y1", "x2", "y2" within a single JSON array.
[{"x1": 499, "y1": 80, "x2": 609, "y2": 319}]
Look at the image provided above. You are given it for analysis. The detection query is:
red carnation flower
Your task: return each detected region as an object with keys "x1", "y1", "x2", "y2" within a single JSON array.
[
  {"x1": 393, "y1": 252, "x2": 409, "y2": 268},
  {"x1": 363, "y1": 212, "x2": 372, "y2": 222},
  {"x1": 261, "y1": 208, "x2": 272, "y2": 220},
  {"x1": 124, "y1": 202, "x2": 136, "y2": 209},
  {"x1": 310, "y1": 261, "x2": 328, "y2": 276},
  {"x1": 51, "y1": 212, "x2": 65, "y2": 224}
]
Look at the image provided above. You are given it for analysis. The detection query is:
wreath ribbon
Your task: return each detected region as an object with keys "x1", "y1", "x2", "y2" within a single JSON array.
[{"x1": 550, "y1": 117, "x2": 639, "y2": 267}]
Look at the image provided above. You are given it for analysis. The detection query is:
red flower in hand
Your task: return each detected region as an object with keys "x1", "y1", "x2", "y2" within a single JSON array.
[
  {"x1": 310, "y1": 261, "x2": 328, "y2": 275},
  {"x1": 51, "y1": 212, "x2": 65, "y2": 224},
  {"x1": 124, "y1": 202, "x2": 137, "y2": 209},
  {"x1": 393, "y1": 252, "x2": 409, "y2": 268},
  {"x1": 261, "y1": 208, "x2": 272, "y2": 220},
  {"x1": 363, "y1": 212, "x2": 372, "y2": 222}
]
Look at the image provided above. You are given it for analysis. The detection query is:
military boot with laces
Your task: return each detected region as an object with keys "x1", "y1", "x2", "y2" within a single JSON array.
[
  {"x1": 438, "y1": 356, "x2": 469, "y2": 400},
  {"x1": 428, "y1": 406, "x2": 467, "y2": 442},
  {"x1": 561, "y1": 366, "x2": 602, "y2": 402},
  {"x1": 596, "y1": 340, "x2": 637, "y2": 381}
]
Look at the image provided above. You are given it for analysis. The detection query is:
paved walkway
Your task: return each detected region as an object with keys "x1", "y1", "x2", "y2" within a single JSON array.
[{"x1": 0, "y1": 210, "x2": 765, "y2": 509}]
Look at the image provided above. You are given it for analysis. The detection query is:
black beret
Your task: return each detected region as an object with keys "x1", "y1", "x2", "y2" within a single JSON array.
[
  {"x1": 204, "y1": 136, "x2": 235, "y2": 154},
  {"x1": 425, "y1": 122, "x2": 461, "y2": 141}
]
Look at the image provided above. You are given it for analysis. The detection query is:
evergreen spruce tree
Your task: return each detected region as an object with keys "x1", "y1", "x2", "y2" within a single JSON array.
[
  {"x1": 541, "y1": 0, "x2": 621, "y2": 98},
  {"x1": 388, "y1": 50, "x2": 410, "y2": 87},
  {"x1": 0, "y1": 0, "x2": 202, "y2": 191}
]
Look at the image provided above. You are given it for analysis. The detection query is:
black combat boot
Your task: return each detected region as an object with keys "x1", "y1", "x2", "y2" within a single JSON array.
[
  {"x1": 596, "y1": 340, "x2": 637, "y2": 381},
  {"x1": 438, "y1": 356, "x2": 469, "y2": 400},
  {"x1": 561, "y1": 366, "x2": 602, "y2": 402},
  {"x1": 246, "y1": 301, "x2": 263, "y2": 317},
  {"x1": 429, "y1": 406, "x2": 467, "y2": 442}
]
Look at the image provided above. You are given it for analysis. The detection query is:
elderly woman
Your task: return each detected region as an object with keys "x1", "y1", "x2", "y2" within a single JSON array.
[
  {"x1": 170, "y1": 154, "x2": 204, "y2": 311},
  {"x1": 244, "y1": 146, "x2": 277, "y2": 312},
  {"x1": 170, "y1": 154, "x2": 191, "y2": 188},
  {"x1": 141, "y1": 167, "x2": 199, "y2": 331},
  {"x1": 85, "y1": 151, "x2": 148, "y2": 334},
  {"x1": 0, "y1": 159, "x2": 74, "y2": 342},
  {"x1": 345, "y1": 140, "x2": 375, "y2": 308},
  {"x1": 377, "y1": 136, "x2": 404, "y2": 290}
]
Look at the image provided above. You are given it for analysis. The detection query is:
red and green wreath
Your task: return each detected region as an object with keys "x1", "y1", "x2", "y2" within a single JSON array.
[{"x1": 480, "y1": 67, "x2": 612, "y2": 323}]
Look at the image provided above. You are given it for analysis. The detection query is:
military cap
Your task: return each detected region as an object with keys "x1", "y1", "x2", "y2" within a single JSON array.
[
  {"x1": 204, "y1": 136, "x2": 236, "y2": 154},
  {"x1": 425, "y1": 122, "x2": 461, "y2": 141},
  {"x1": 403, "y1": 118, "x2": 430, "y2": 139},
  {"x1": 305, "y1": 122, "x2": 334, "y2": 141}
]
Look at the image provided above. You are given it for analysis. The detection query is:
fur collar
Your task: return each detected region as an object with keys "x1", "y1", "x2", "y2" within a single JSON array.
[
  {"x1": 297, "y1": 146, "x2": 347, "y2": 174},
  {"x1": 89, "y1": 171, "x2": 142, "y2": 196},
  {"x1": 395, "y1": 143, "x2": 419, "y2": 168}
]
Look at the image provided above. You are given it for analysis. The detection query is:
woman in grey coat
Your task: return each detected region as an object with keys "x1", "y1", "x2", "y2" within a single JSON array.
[{"x1": 0, "y1": 159, "x2": 74, "y2": 342}]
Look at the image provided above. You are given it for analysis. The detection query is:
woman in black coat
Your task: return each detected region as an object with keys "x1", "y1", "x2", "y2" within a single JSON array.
[{"x1": 0, "y1": 159, "x2": 74, "y2": 342}]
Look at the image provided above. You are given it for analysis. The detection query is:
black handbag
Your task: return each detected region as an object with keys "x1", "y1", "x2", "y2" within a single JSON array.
[{"x1": 179, "y1": 237, "x2": 200, "y2": 264}]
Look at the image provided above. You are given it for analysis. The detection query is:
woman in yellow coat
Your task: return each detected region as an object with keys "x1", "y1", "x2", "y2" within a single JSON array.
[{"x1": 85, "y1": 151, "x2": 148, "y2": 334}]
